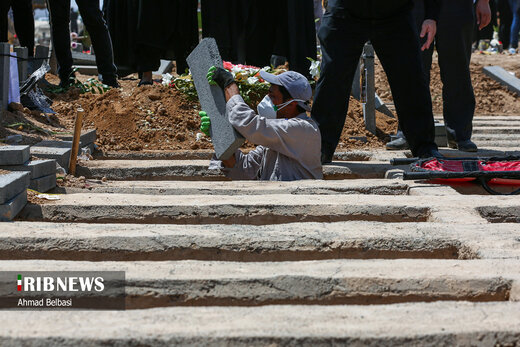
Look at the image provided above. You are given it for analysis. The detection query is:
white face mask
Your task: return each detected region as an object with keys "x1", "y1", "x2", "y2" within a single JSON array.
[
  {"x1": 257, "y1": 95, "x2": 305, "y2": 119},
  {"x1": 257, "y1": 95, "x2": 278, "y2": 119}
]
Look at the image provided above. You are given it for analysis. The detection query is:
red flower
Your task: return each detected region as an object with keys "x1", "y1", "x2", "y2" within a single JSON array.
[{"x1": 223, "y1": 61, "x2": 234, "y2": 71}]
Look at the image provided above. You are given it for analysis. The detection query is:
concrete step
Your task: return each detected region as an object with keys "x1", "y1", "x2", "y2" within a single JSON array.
[
  {"x1": 2, "y1": 221, "x2": 519, "y2": 261},
  {"x1": 471, "y1": 120, "x2": 520, "y2": 127},
  {"x1": 472, "y1": 134, "x2": 520, "y2": 141},
  {"x1": 1, "y1": 259, "x2": 518, "y2": 307},
  {"x1": 76, "y1": 160, "x2": 409, "y2": 180},
  {"x1": 59, "y1": 179, "x2": 410, "y2": 196},
  {"x1": 1, "y1": 302, "x2": 520, "y2": 345},
  {"x1": 473, "y1": 126, "x2": 520, "y2": 134},
  {"x1": 19, "y1": 193, "x2": 437, "y2": 224},
  {"x1": 17, "y1": 193, "x2": 520, "y2": 224},
  {"x1": 94, "y1": 150, "x2": 374, "y2": 162}
]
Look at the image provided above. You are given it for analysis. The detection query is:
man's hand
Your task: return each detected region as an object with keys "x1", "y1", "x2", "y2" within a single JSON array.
[
  {"x1": 476, "y1": 0, "x2": 491, "y2": 30},
  {"x1": 420, "y1": 19, "x2": 436, "y2": 51},
  {"x1": 199, "y1": 111, "x2": 211, "y2": 136},
  {"x1": 207, "y1": 66, "x2": 235, "y2": 89}
]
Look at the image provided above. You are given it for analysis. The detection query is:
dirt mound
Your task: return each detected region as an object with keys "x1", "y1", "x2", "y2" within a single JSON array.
[
  {"x1": 48, "y1": 78, "x2": 213, "y2": 151},
  {"x1": 375, "y1": 54, "x2": 520, "y2": 115},
  {"x1": 45, "y1": 75, "x2": 395, "y2": 152},
  {"x1": 337, "y1": 97, "x2": 398, "y2": 150}
]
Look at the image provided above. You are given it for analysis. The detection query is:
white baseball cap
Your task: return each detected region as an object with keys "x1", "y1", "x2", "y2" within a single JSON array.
[{"x1": 259, "y1": 70, "x2": 312, "y2": 111}]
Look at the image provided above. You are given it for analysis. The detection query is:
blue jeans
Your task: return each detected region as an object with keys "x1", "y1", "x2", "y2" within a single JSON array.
[{"x1": 509, "y1": 0, "x2": 520, "y2": 48}]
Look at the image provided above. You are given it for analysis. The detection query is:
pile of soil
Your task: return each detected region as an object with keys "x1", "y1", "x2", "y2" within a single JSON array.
[
  {"x1": 48, "y1": 77, "x2": 213, "y2": 152},
  {"x1": 337, "y1": 97, "x2": 398, "y2": 150},
  {"x1": 375, "y1": 53, "x2": 520, "y2": 115},
  {"x1": 45, "y1": 74, "x2": 395, "y2": 152}
]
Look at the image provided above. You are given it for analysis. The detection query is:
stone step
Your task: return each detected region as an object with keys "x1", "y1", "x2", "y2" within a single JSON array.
[
  {"x1": 1, "y1": 259, "x2": 518, "y2": 307},
  {"x1": 17, "y1": 193, "x2": 519, "y2": 224},
  {"x1": 0, "y1": 190, "x2": 27, "y2": 221},
  {"x1": 472, "y1": 134, "x2": 520, "y2": 141},
  {"x1": 1, "y1": 221, "x2": 519, "y2": 261},
  {"x1": 55, "y1": 129, "x2": 97, "y2": 145},
  {"x1": 473, "y1": 126, "x2": 520, "y2": 134},
  {"x1": 471, "y1": 120, "x2": 520, "y2": 127},
  {"x1": 19, "y1": 193, "x2": 436, "y2": 224},
  {"x1": 0, "y1": 145, "x2": 30, "y2": 165},
  {"x1": 0, "y1": 171, "x2": 29, "y2": 204},
  {"x1": 94, "y1": 150, "x2": 374, "y2": 162},
  {"x1": 60, "y1": 179, "x2": 410, "y2": 196},
  {"x1": 1, "y1": 302, "x2": 519, "y2": 345},
  {"x1": 30, "y1": 146, "x2": 71, "y2": 170},
  {"x1": 0, "y1": 159, "x2": 56, "y2": 180},
  {"x1": 75, "y1": 160, "x2": 408, "y2": 181}
]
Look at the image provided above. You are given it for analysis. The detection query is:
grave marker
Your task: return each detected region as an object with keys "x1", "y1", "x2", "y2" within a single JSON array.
[
  {"x1": 14, "y1": 47, "x2": 28, "y2": 84},
  {"x1": 483, "y1": 66, "x2": 520, "y2": 95},
  {"x1": 0, "y1": 43, "x2": 10, "y2": 112},
  {"x1": 186, "y1": 38, "x2": 245, "y2": 160}
]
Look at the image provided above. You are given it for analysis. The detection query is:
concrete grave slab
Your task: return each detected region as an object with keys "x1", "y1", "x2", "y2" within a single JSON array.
[
  {"x1": 153, "y1": 60, "x2": 173, "y2": 75},
  {"x1": 29, "y1": 173, "x2": 56, "y2": 193},
  {"x1": 0, "y1": 171, "x2": 30, "y2": 204},
  {"x1": 55, "y1": 129, "x2": 97, "y2": 145},
  {"x1": 30, "y1": 146, "x2": 71, "y2": 170},
  {"x1": 483, "y1": 66, "x2": 520, "y2": 95},
  {"x1": 0, "y1": 43, "x2": 9, "y2": 111},
  {"x1": 186, "y1": 38, "x2": 245, "y2": 160},
  {"x1": 0, "y1": 159, "x2": 56, "y2": 180},
  {"x1": 0, "y1": 190, "x2": 27, "y2": 221},
  {"x1": 34, "y1": 140, "x2": 95, "y2": 154},
  {"x1": 13, "y1": 47, "x2": 28, "y2": 84},
  {"x1": 0, "y1": 302, "x2": 520, "y2": 345},
  {"x1": 0, "y1": 145, "x2": 30, "y2": 165}
]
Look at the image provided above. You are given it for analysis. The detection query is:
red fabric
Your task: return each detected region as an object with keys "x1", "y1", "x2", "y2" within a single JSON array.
[{"x1": 420, "y1": 159, "x2": 520, "y2": 172}]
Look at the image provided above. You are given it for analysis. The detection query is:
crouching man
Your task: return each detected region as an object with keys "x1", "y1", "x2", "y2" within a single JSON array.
[{"x1": 202, "y1": 66, "x2": 323, "y2": 181}]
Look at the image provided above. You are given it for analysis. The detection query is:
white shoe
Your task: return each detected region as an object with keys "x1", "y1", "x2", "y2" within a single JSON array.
[{"x1": 509, "y1": 47, "x2": 517, "y2": 54}]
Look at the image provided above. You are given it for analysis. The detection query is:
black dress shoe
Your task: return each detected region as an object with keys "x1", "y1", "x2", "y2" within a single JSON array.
[
  {"x1": 321, "y1": 152, "x2": 333, "y2": 165},
  {"x1": 419, "y1": 148, "x2": 444, "y2": 159},
  {"x1": 386, "y1": 137, "x2": 409, "y2": 150},
  {"x1": 138, "y1": 80, "x2": 153, "y2": 87},
  {"x1": 103, "y1": 78, "x2": 120, "y2": 88},
  {"x1": 456, "y1": 139, "x2": 478, "y2": 152}
]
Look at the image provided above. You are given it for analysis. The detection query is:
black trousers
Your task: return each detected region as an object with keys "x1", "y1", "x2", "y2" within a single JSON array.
[
  {"x1": 414, "y1": 0, "x2": 475, "y2": 142},
  {"x1": 312, "y1": 9, "x2": 437, "y2": 157},
  {"x1": 0, "y1": 0, "x2": 34, "y2": 56},
  {"x1": 497, "y1": 0, "x2": 513, "y2": 48},
  {"x1": 47, "y1": 0, "x2": 116, "y2": 81}
]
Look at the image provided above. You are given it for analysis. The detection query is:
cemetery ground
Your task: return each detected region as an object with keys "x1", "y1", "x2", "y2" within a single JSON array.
[{"x1": 1, "y1": 52, "x2": 520, "y2": 344}]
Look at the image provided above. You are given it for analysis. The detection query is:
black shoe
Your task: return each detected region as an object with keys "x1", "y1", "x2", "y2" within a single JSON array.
[
  {"x1": 102, "y1": 78, "x2": 120, "y2": 88},
  {"x1": 321, "y1": 152, "x2": 333, "y2": 165},
  {"x1": 59, "y1": 72, "x2": 76, "y2": 89},
  {"x1": 386, "y1": 137, "x2": 409, "y2": 150},
  {"x1": 455, "y1": 139, "x2": 478, "y2": 152},
  {"x1": 419, "y1": 148, "x2": 444, "y2": 159},
  {"x1": 138, "y1": 80, "x2": 153, "y2": 87}
]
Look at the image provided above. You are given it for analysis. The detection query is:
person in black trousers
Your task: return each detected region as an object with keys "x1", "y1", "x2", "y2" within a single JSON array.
[
  {"x1": 414, "y1": 0, "x2": 490, "y2": 152},
  {"x1": 0, "y1": 0, "x2": 35, "y2": 56},
  {"x1": 497, "y1": 0, "x2": 513, "y2": 49},
  {"x1": 47, "y1": 0, "x2": 118, "y2": 87},
  {"x1": 312, "y1": 0, "x2": 441, "y2": 163}
]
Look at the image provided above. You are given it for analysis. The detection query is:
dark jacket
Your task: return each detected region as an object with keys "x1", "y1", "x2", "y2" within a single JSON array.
[{"x1": 328, "y1": 0, "x2": 440, "y2": 21}]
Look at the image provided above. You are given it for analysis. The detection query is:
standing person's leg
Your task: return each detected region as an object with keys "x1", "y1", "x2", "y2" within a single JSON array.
[
  {"x1": 498, "y1": 0, "x2": 513, "y2": 48},
  {"x1": 12, "y1": 0, "x2": 34, "y2": 56},
  {"x1": 508, "y1": 0, "x2": 520, "y2": 50},
  {"x1": 47, "y1": 0, "x2": 74, "y2": 85},
  {"x1": 436, "y1": 0, "x2": 476, "y2": 149},
  {"x1": 136, "y1": 44, "x2": 161, "y2": 86},
  {"x1": 311, "y1": 13, "x2": 367, "y2": 163},
  {"x1": 0, "y1": 0, "x2": 12, "y2": 43},
  {"x1": 370, "y1": 13, "x2": 437, "y2": 158},
  {"x1": 75, "y1": 0, "x2": 118, "y2": 86}
]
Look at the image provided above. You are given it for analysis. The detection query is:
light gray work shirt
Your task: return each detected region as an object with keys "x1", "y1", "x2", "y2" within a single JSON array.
[{"x1": 211, "y1": 94, "x2": 323, "y2": 181}]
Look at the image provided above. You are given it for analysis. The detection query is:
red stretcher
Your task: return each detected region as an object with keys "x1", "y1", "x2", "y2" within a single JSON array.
[{"x1": 391, "y1": 156, "x2": 520, "y2": 195}]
